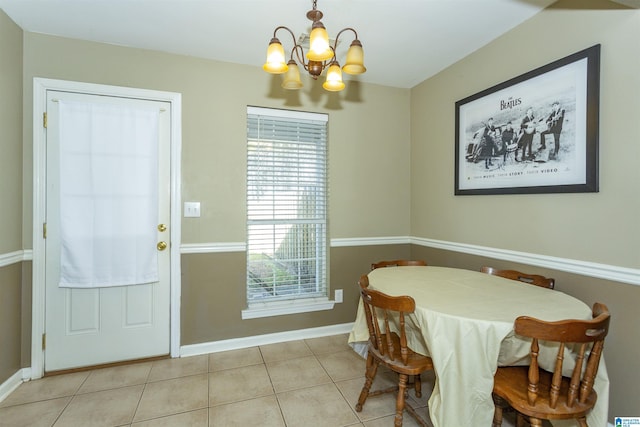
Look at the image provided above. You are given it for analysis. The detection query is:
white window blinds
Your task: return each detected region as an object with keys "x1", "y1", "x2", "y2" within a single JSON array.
[{"x1": 246, "y1": 106, "x2": 328, "y2": 303}]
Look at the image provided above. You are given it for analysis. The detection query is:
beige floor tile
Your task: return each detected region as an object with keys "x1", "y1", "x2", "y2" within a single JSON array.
[
  {"x1": 316, "y1": 350, "x2": 366, "y2": 382},
  {"x1": 209, "y1": 395, "x2": 285, "y2": 427},
  {"x1": 148, "y1": 355, "x2": 208, "y2": 382},
  {"x1": 335, "y1": 375, "x2": 400, "y2": 421},
  {"x1": 305, "y1": 334, "x2": 352, "y2": 355},
  {"x1": 259, "y1": 340, "x2": 312, "y2": 363},
  {"x1": 0, "y1": 372, "x2": 89, "y2": 408},
  {"x1": 209, "y1": 364, "x2": 274, "y2": 406},
  {"x1": 0, "y1": 397, "x2": 70, "y2": 427},
  {"x1": 405, "y1": 370, "x2": 436, "y2": 408},
  {"x1": 266, "y1": 355, "x2": 332, "y2": 393},
  {"x1": 134, "y1": 374, "x2": 208, "y2": 422},
  {"x1": 363, "y1": 413, "x2": 430, "y2": 427},
  {"x1": 54, "y1": 385, "x2": 143, "y2": 427},
  {"x1": 131, "y1": 408, "x2": 208, "y2": 427},
  {"x1": 78, "y1": 362, "x2": 152, "y2": 394},
  {"x1": 208, "y1": 347, "x2": 263, "y2": 372},
  {"x1": 277, "y1": 382, "x2": 359, "y2": 427}
]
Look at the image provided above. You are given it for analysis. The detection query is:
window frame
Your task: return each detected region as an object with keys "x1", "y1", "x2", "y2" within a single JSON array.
[{"x1": 242, "y1": 106, "x2": 333, "y2": 319}]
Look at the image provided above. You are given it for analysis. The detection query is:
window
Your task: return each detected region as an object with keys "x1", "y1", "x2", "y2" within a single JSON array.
[{"x1": 245, "y1": 106, "x2": 328, "y2": 313}]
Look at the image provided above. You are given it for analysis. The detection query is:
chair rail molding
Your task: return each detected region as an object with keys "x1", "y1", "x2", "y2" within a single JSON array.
[
  {"x1": 178, "y1": 237, "x2": 639, "y2": 286},
  {"x1": 412, "y1": 237, "x2": 640, "y2": 286},
  {"x1": 0, "y1": 250, "x2": 28, "y2": 268}
]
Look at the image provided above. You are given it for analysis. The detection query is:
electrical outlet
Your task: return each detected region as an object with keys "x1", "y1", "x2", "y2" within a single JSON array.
[{"x1": 335, "y1": 289, "x2": 343, "y2": 303}]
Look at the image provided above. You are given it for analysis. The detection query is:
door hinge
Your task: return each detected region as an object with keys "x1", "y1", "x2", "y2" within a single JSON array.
[
  {"x1": 42, "y1": 333, "x2": 46, "y2": 350},
  {"x1": 43, "y1": 112, "x2": 47, "y2": 128},
  {"x1": 43, "y1": 223, "x2": 47, "y2": 239}
]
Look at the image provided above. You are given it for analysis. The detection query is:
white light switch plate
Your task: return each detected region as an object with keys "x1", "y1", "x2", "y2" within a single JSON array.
[
  {"x1": 335, "y1": 289, "x2": 343, "y2": 303},
  {"x1": 184, "y1": 202, "x2": 201, "y2": 218}
]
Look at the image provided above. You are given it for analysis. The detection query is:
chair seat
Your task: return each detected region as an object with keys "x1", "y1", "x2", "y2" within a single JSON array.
[
  {"x1": 494, "y1": 366, "x2": 597, "y2": 420},
  {"x1": 368, "y1": 333, "x2": 433, "y2": 375}
]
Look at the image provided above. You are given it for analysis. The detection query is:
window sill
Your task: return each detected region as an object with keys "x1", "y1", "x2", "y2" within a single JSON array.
[{"x1": 241, "y1": 298, "x2": 336, "y2": 320}]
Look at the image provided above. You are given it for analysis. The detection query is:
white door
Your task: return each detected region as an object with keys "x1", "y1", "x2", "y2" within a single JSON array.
[{"x1": 44, "y1": 90, "x2": 171, "y2": 371}]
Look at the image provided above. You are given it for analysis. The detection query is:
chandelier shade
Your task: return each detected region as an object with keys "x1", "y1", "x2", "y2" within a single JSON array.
[
  {"x1": 262, "y1": 0, "x2": 365, "y2": 92},
  {"x1": 342, "y1": 40, "x2": 366, "y2": 75},
  {"x1": 307, "y1": 22, "x2": 334, "y2": 62},
  {"x1": 282, "y1": 60, "x2": 303, "y2": 90},
  {"x1": 262, "y1": 39, "x2": 288, "y2": 74},
  {"x1": 322, "y1": 61, "x2": 345, "y2": 92}
]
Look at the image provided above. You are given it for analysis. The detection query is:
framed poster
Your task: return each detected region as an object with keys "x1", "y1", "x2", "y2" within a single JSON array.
[{"x1": 454, "y1": 45, "x2": 600, "y2": 195}]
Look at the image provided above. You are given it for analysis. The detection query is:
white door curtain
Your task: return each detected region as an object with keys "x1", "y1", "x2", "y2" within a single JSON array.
[{"x1": 58, "y1": 100, "x2": 160, "y2": 288}]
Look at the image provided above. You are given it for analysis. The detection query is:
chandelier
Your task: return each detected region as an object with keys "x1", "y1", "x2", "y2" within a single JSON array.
[{"x1": 262, "y1": 0, "x2": 366, "y2": 92}]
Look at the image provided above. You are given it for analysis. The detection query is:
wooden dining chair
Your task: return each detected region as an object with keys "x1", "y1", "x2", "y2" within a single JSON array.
[
  {"x1": 356, "y1": 275, "x2": 433, "y2": 427},
  {"x1": 481, "y1": 266, "x2": 555, "y2": 289},
  {"x1": 492, "y1": 303, "x2": 610, "y2": 427},
  {"x1": 371, "y1": 260, "x2": 427, "y2": 270}
]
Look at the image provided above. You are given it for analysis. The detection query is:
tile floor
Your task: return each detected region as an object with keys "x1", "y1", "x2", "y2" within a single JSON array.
[{"x1": 0, "y1": 334, "x2": 518, "y2": 427}]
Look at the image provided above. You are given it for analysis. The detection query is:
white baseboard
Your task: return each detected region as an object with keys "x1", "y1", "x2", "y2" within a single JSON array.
[
  {"x1": 0, "y1": 368, "x2": 29, "y2": 403},
  {"x1": 180, "y1": 322, "x2": 354, "y2": 357}
]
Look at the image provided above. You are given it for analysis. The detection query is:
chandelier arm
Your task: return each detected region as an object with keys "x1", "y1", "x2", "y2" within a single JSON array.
[
  {"x1": 333, "y1": 27, "x2": 359, "y2": 51},
  {"x1": 292, "y1": 45, "x2": 308, "y2": 70},
  {"x1": 273, "y1": 26, "x2": 298, "y2": 46}
]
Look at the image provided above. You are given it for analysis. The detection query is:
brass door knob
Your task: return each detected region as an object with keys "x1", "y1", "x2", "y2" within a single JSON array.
[
  {"x1": 157, "y1": 241, "x2": 168, "y2": 251},
  {"x1": 158, "y1": 224, "x2": 167, "y2": 232}
]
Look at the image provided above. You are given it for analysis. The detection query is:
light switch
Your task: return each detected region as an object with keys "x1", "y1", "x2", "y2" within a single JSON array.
[{"x1": 184, "y1": 202, "x2": 201, "y2": 218}]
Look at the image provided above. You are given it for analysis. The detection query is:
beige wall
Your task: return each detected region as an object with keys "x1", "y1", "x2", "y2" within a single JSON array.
[
  {"x1": 21, "y1": 32, "x2": 411, "y2": 245},
  {"x1": 0, "y1": 8, "x2": 23, "y2": 254},
  {"x1": 18, "y1": 33, "x2": 412, "y2": 358},
  {"x1": 0, "y1": 9, "x2": 23, "y2": 385},
  {"x1": 409, "y1": 0, "x2": 640, "y2": 420},
  {"x1": 410, "y1": 0, "x2": 640, "y2": 268},
  {"x1": 181, "y1": 245, "x2": 411, "y2": 344}
]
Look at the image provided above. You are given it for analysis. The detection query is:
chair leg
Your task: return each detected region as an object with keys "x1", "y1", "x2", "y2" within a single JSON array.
[
  {"x1": 492, "y1": 404, "x2": 503, "y2": 427},
  {"x1": 394, "y1": 374, "x2": 409, "y2": 426},
  {"x1": 577, "y1": 417, "x2": 588, "y2": 427},
  {"x1": 356, "y1": 355, "x2": 378, "y2": 412},
  {"x1": 515, "y1": 413, "x2": 527, "y2": 427},
  {"x1": 414, "y1": 374, "x2": 422, "y2": 398},
  {"x1": 528, "y1": 417, "x2": 543, "y2": 427}
]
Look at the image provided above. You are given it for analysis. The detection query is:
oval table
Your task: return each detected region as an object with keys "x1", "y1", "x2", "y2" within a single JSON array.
[{"x1": 348, "y1": 266, "x2": 609, "y2": 427}]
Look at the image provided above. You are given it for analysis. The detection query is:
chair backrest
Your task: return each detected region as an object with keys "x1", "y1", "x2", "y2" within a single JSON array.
[
  {"x1": 514, "y1": 302, "x2": 610, "y2": 409},
  {"x1": 358, "y1": 274, "x2": 416, "y2": 365},
  {"x1": 371, "y1": 260, "x2": 427, "y2": 270},
  {"x1": 481, "y1": 266, "x2": 555, "y2": 289}
]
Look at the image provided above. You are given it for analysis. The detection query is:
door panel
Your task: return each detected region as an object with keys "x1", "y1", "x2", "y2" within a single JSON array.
[{"x1": 45, "y1": 90, "x2": 171, "y2": 371}]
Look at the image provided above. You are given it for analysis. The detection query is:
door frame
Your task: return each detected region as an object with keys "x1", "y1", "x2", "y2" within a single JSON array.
[{"x1": 31, "y1": 78, "x2": 182, "y2": 379}]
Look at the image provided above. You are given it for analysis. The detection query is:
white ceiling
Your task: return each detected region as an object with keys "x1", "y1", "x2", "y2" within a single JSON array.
[{"x1": 0, "y1": 0, "x2": 628, "y2": 89}]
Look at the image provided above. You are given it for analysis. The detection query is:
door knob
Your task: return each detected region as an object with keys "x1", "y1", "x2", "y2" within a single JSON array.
[
  {"x1": 158, "y1": 224, "x2": 167, "y2": 232},
  {"x1": 157, "y1": 241, "x2": 167, "y2": 251}
]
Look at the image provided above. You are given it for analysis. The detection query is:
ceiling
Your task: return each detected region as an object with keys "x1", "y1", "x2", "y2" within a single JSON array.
[{"x1": 0, "y1": 0, "x2": 633, "y2": 89}]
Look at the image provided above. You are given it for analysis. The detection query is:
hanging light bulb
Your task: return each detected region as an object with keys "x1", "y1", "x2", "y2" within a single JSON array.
[
  {"x1": 307, "y1": 21, "x2": 334, "y2": 62},
  {"x1": 342, "y1": 39, "x2": 366, "y2": 75},
  {"x1": 322, "y1": 61, "x2": 345, "y2": 92},
  {"x1": 263, "y1": 38, "x2": 288, "y2": 74},
  {"x1": 282, "y1": 60, "x2": 303, "y2": 90}
]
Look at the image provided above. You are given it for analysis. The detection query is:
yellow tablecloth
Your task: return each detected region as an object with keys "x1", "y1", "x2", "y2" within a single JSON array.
[{"x1": 348, "y1": 266, "x2": 609, "y2": 427}]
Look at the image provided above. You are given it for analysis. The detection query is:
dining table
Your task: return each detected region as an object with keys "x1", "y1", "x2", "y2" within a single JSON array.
[{"x1": 348, "y1": 265, "x2": 609, "y2": 427}]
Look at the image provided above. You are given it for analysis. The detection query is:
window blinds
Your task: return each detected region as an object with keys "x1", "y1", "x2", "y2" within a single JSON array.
[{"x1": 246, "y1": 107, "x2": 328, "y2": 303}]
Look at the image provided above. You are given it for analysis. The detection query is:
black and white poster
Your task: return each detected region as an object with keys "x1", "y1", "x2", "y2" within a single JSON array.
[{"x1": 455, "y1": 45, "x2": 600, "y2": 195}]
